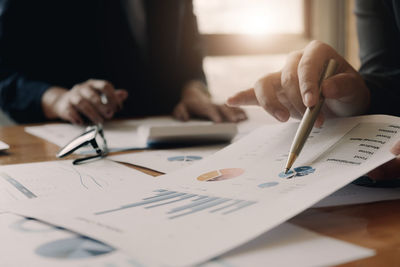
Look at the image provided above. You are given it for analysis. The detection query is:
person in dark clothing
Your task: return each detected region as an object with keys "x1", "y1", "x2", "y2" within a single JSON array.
[
  {"x1": 0, "y1": 0, "x2": 245, "y2": 124},
  {"x1": 227, "y1": 0, "x2": 400, "y2": 179}
]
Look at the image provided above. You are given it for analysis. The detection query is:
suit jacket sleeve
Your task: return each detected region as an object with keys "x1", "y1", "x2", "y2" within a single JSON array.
[
  {"x1": 355, "y1": 0, "x2": 400, "y2": 116},
  {"x1": 0, "y1": 0, "x2": 51, "y2": 123}
]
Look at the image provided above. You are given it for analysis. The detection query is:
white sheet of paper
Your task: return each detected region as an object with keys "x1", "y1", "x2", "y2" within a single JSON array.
[
  {"x1": 110, "y1": 149, "x2": 400, "y2": 207},
  {"x1": 314, "y1": 182, "x2": 400, "y2": 207},
  {"x1": 109, "y1": 145, "x2": 223, "y2": 173},
  {"x1": 0, "y1": 213, "x2": 140, "y2": 267},
  {"x1": 110, "y1": 146, "x2": 400, "y2": 208},
  {"x1": 201, "y1": 222, "x2": 373, "y2": 267},
  {"x1": 9, "y1": 115, "x2": 399, "y2": 266},
  {"x1": 0, "y1": 159, "x2": 152, "y2": 208},
  {"x1": 0, "y1": 213, "x2": 373, "y2": 267}
]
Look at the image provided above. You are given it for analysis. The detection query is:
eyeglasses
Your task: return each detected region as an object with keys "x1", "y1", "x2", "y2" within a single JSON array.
[{"x1": 57, "y1": 124, "x2": 108, "y2": 165}]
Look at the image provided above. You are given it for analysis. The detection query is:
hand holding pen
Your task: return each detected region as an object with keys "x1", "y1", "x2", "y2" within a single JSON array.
[
  {"x1": 42, "y1": 79, "x2": 128, "y2": 125},
  {"x1": 284, "y1": 59, "x2": 337, "y2": 173},
  {"x1": 226, "y1": 40, "x2": 371, "y2": 126}
]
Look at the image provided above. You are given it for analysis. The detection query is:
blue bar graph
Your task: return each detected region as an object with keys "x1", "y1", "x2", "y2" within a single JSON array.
[{"x1": 95, "y1": 189, "x2": 257, "y2": 219}]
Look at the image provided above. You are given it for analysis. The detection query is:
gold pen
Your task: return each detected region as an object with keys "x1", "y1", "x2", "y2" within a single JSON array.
[{"x1": 284, "y1": 59, "x2": 338, "y2": 174}]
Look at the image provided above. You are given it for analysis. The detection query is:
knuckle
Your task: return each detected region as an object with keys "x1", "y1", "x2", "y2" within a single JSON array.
[
  {"x1": 281, "y1": 71, "x2": 297, "y2": 90},
  {"x1": 287, "y1": 50, "x2": 303, "y2": 61},
  {"x1": 309, "y1": 40, "x2": 323, "y2": 49},
  {"x1": 87, "y1": 91, "x2": 100, "y2": 102},
  {"x1": 100, "y1": 80, "x2": 113, "y2": 90},
  {"x1": 308, "y1": 40, "x2": 332, "y2": 55},
  {"x1": 98, "y1": 80, "x2": 108, "y2": 88},
  {"x1": 87, "y1": 90, "x2": 99, "y2": 101},
  {"x1": 71, "y1": 85, "x2": 82, "y2": 92}
]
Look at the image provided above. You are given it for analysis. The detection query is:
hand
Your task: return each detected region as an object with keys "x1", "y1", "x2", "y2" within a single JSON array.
[
  {"x1": 227, "y1": 41, "x2": 371, "y2": 126},
  {"x1": 173, "y1": 80, "x2": 247, "y2": 123},
  {"x1": 368, "y1": 141, "x2": 400, "y2": 180},
  {"x1": 42, "y1": 79, "x2": 128, "y2": 124}
]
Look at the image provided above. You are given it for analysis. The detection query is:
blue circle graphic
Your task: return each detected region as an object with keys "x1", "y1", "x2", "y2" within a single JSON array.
[
  {"x1": 278, "y1": 166, "x2": 315, "y2": 179},
  {"x1": 278, "y1": 170, "x2": 296, "y2": 179}
]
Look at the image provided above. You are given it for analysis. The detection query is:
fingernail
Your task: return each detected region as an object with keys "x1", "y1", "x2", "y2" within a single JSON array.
[
  {"x1": 304, "y1": 92, "x2": 313, "y2": 107},
  {"x1": 274, "y1": 109, "x2": 288, "y2": 122}
]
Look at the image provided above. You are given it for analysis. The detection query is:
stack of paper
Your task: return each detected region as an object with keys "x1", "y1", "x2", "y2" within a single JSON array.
[{"x1": 7, "y1": 115, "x2": 399, "y2": 266}]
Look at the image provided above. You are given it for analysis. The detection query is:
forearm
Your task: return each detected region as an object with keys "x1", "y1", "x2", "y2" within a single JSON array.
[{"x1": 0, "y1": 74, "x2": 52, "y2": 123}]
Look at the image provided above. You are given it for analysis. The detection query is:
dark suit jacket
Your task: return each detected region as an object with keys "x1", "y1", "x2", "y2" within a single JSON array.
[
  {"x1": 0, "y1": 0, "x2": 205, "y2": 123},
  {"x1": 356, "y1": 0, "x2": 400, "y2": 116}
]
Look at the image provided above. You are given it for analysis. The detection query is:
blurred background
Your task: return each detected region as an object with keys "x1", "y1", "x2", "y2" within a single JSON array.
[
  {"x1": 194, "y1": 0, "x2": 359, "y2": 102},
  {"x1": 0, "y1": 0, "x2": 359, "y2": 125}
]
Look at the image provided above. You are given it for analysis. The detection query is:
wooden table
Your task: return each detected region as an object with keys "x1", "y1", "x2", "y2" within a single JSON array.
[{"x1": 1, "y1": 123, "x2": 399, "y2": 266}]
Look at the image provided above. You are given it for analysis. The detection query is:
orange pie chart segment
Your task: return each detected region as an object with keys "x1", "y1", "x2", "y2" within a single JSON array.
[{"x1": 197, "y1": 168, "x2": 244, "y2": 182}]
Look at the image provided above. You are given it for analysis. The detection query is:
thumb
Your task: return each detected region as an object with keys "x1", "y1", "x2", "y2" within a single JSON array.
[{"x1": 226, "y1": 88, "x2": 258, "y2": 106}]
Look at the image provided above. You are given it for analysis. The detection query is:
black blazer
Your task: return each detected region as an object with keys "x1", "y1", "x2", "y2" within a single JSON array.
[
  {"x1": 356, "y1": 0, "x2": 400, "y2": 116},
  {"x1": 0, "y1": 0, "x2": 205, "y2": 122}
]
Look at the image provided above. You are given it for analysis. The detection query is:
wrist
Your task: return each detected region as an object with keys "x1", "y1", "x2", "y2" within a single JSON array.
[{"x1": 41, "y1": 86, "x2": 68, "y2": 119}]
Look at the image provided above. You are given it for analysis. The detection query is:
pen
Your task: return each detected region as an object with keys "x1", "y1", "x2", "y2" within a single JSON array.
[{"x1": 284, "y1": 59, "x2": 338, "y2": 174}]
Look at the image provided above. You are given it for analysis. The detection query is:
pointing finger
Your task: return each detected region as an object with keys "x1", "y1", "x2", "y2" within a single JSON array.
[{"x1": 226, "y1": 88, "x2": 258, "y2": 106}]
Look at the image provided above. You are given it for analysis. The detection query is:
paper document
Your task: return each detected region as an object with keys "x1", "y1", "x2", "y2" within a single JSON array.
[
  {"x1": 314, "y1": 182, "x2": 400, "y2": 207},
  {"x1": 0, "y1": 213, "x2": 373, "y2": 267},
  {"x1": 0, "y1": 159, "x2": 152, "y2": 208},
  {"x1": 0, "y1": 213, "x2": 140, "y2": 267},
  {"x1": 201, "y1": 222, "x2": 373, "y2": 267},
  {"x1": 109, "y1": 145, "x2": 223, "y2": 173},
  {"x1": 9, "y1": 115, "x2": 399, "y2": 266}
]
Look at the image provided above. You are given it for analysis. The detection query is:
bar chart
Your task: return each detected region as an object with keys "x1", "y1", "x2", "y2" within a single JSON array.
[
  {"x1": 167, "y1": 155, "x2": 203, "y2": 162},
  {"x1": 95, "y1": 189, "x2": 257, "y2": 219}
]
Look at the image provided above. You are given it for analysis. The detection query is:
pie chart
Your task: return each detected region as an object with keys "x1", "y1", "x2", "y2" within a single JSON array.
[
  {"x1": 35, "y1": 236, "x2": 114, "y2": 259},
  {"x1": 197, "y1": 168, "x2": 244, "y2": 182},
  {"x1": 168, "y1": 155, "x2": 202, "y2": 162}
]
